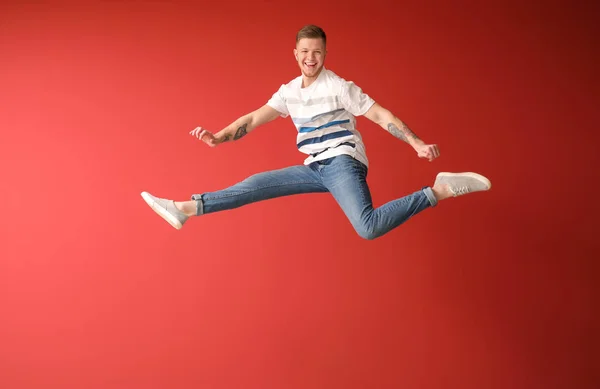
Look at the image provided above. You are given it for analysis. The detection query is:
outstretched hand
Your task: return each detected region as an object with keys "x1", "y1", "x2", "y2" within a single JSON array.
[
  {"x1": 415, "y1": 143, "x2": 440, "y2": 162},
  {"x1": 189, "y1": 126, "x2": 225, "y2": 148}
]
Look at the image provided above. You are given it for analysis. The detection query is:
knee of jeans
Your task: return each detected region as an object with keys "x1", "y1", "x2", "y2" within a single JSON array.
[{"x1": 354, "y1": 221, "x2": 379, "y2": 240}]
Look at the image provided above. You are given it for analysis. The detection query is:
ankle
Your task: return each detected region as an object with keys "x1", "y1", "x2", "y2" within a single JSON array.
[
  {"x1": 175, "y1": 201, "x2": 197, "y2": 216},
  {"x1": 432, "y1": 184, "x2": 452, "y2": 201}
]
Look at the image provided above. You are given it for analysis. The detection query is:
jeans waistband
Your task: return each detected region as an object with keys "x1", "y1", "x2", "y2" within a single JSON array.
[{"x1": 311, "y1": 142, "x2": 355, "y2": 157}]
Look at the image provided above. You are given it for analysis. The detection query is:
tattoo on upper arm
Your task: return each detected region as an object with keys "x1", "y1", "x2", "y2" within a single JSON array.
[
  {"x1": 233, "y1": 123, "x2": 248, "y2": 140},
  {"x1": 387, "y1": 122, "x2": 420, "y2": 143}
]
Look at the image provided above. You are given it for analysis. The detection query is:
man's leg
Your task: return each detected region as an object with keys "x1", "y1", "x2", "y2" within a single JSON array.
[
  {"x1": 190, "y1": 164, "x2": 327, "y2": 215},
  {"x1": 141, "y1": 164, "x2": 327, "y2": 229},
  {"x1": 319, "y1": 155, "x2": 435, "y2": 240},
  {"x1": 319, "y1": 155, "x2": 491, "y2": 240}
]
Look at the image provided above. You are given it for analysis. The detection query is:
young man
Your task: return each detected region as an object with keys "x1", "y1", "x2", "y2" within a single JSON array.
[{"x1": 141, "y1": 25, "x2": 491, "y2": 240}]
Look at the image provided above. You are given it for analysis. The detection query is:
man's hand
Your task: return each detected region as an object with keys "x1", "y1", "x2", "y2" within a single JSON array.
[
  {"x1": 189, "y1": 127, "x2": 228, "y2": 147},
  {"x1": 415, "y1": 143, "x2": 440, "y2": 162}
]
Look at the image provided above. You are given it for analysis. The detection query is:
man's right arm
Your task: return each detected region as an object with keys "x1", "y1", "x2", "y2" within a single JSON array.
[{"x1": 214, "y1": 105, "x2": 282, "y2": 143}]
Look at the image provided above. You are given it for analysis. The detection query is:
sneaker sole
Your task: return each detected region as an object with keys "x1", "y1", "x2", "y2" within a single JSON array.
[
  {"x1": 140, "y1": 191, "x2": 183, "y2": 230},
  {"x1": 436, "y1": 172, "x2": 492, "y2": 190}
]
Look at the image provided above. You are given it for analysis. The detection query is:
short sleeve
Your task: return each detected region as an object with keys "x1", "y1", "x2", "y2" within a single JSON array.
[
  {"x1": 266, "y1": 85, "x2": 289, "y2": 118},
  {"x1": 340, "y1": 80, "x2": 375, "y2": 116}
]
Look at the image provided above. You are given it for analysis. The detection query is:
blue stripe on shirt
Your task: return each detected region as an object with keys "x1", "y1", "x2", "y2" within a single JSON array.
[
  {"x1": 298, "y1": 119, "x2": 350, "y2": 133},
  {"x1": 297, "y1": 130, "x2": 354, "y2": 148}
]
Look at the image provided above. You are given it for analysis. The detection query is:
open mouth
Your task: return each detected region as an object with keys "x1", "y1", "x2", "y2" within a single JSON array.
[{"x1": 304, "y1": 62, "x2": 317, "y2": 69}]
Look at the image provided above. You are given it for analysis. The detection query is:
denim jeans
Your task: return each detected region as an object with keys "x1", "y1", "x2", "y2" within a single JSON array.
[{"x1": 191, "y1": 154, "x2": 437, "y2": 240}]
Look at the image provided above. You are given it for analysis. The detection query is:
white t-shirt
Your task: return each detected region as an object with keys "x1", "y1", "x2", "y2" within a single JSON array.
[{"x1": 266, "y1": 68, "x2": 375, "y2": 167}]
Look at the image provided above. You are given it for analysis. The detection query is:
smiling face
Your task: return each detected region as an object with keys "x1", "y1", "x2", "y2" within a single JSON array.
[{"x1": 294, "y1": 37, "x2": 326, "y2": 87}]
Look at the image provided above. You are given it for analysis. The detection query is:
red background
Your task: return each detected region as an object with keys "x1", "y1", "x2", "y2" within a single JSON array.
[{"x1": 0, "y1": 1, "x2": 597, "y2": 388}]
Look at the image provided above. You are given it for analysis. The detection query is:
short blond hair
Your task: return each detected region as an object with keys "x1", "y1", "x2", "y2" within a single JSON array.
[{"x1": 296, "y1": 24, "x2": 326, "y2": 46}]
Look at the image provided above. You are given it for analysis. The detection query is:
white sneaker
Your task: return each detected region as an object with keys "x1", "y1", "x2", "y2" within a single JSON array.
[
  {"x1": 434, "y1": 172, "x2": 492, "y2": 197},
  {"x1": 141, "y1": 191, "x2": 189, "y2": 229}
]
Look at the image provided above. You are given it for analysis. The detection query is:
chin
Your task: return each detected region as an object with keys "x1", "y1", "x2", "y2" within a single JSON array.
[{"x1": 301, "y1": 66, "x2": 321, "y2": 77}]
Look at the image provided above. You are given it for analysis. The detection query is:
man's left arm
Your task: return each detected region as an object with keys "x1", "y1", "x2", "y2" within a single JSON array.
[{"x1": 363, "y1": 103, "x2": 440, "y2": 162}]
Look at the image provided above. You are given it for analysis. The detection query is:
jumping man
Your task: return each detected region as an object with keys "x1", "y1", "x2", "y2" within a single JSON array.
[{"x1": 141, "y1": 25, "x2": 491, "y2": 240}]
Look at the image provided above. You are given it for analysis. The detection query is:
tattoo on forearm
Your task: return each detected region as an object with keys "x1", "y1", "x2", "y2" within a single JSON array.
[
  {"x1": 387, "y1": 122, "x2": 420, "y2": 143},
  {"x1": 388, "y1": 123, "x2": 408, "y2": 142},
  {"x1": 402, "y1": 122, "x2": 420, "y2": 141},
  {"x1": 233, "y1": 123, "x2": 248, "y2": 140},
  {"x1": 222, "y1": 135, "x2": 231, "y2": 142}
]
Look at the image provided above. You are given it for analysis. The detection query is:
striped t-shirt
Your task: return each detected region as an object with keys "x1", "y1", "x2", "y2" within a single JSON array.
[{"x1": 266, "y1": 68, "x2": 375, "y2": 167}]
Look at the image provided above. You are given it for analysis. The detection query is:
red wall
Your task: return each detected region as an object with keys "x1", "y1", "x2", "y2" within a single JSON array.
[{"x1": 0, "y1": 1, "x2": 597, "y2": 388}]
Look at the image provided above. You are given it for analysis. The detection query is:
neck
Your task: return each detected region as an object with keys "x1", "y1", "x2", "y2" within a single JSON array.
[
  {"x1": 301, "y1": 67, "x2": 324, "y2": 88},
  {"x1": 302, "y1": 76, "x2": 316, "y2": 88}
]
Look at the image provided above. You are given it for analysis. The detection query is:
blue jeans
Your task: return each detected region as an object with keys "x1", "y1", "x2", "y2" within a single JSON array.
[{"x1": 191, "y1": 155, "x2": 437, "y2": 240}]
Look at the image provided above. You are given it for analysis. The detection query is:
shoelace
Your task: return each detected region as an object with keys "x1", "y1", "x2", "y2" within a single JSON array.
[{"x1": 451, "y1": 186, "x2": 471, "y2": 196}]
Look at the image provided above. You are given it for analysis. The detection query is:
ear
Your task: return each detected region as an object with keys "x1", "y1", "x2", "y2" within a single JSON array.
[{"x1": 293, "y1": 48, "x2": 298, "y2": 61}]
